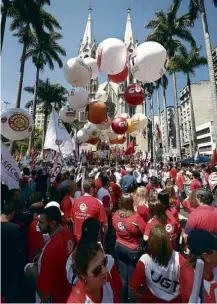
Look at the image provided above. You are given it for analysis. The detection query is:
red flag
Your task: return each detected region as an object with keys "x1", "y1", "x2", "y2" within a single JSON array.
[
  {"x1": 212, "y1": 148, "x2": 217, "y2": 166},
  {"x1": 125, "y1": 141, "x2": 135, "y2": 155}
]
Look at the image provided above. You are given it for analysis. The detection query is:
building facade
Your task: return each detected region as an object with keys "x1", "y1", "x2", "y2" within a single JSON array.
[
  {"x1": 212, "y1": 44, "x2": 217, "y2": 89},
  {"x1": 196, "y1": 121, "x2": 215, "y2": 156},
  {"x1": 27, "y1": 104, "x2": 46, "y2": 130},
  {"x1": 180, "y1": 80, "x2": 213, "y2": 156}
]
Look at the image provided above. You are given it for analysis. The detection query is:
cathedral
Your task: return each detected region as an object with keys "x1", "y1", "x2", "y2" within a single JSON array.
[{"x1": 78, "y1": 7, "x2": 148, "y2": 152}]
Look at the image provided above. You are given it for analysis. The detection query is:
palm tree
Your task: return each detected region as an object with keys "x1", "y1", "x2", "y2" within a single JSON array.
[
  {"x1": 189, "y1": 0, "x2": 217, "y2": 147},
  {"x1": 1, "y1": 0, "x2": 51, "y2": 52},
  {"x1": 169, "y1": 47, "x2": 207, "y2": 156},
  {"x1": 24, "y1": 78, "x2": 67, "y2": 145},
  {"x1": 9, "y1": 4, "x2": 61, "y2": 109},
  {"x1": 25, "y1": 32, "x2": 66, "y2": 151},
  {"x1": 160, "y1": 75, "x2": 169, "y2": 154},
  {"x1": 145, "y1": 0, "x2": 196, "y2": 158},
  {"x1": 155, "y1": 79, "x2": 161, "y2": 126}
]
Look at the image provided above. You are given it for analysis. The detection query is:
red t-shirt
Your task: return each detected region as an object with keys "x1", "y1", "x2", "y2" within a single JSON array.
[
  {"x1": 170, "y1": 168, "x2": 178, "y2": 180},
  {"x1": 182, "y1": 199, "x2": 196, "y2": 214},
  {"x1": 185, "y1": 205, "x2": 217, "y2": 234},
  {"x1": 67, "y1": 264, "x2": 122, "y2": 303},
  {"x1": 130, "y1": 253, "x2": 189, "y2": 303},
  {"x1": 112, "y1": 212, "x2": 146, "y2": 250},
  {"x1": 71, "y1": 194, "x2": 107, "y2": 241},
  {"x1": 109, "y1": 182, "x2": 121, "y2": 207},
  {"x1": 37, "y1": 227, "x2": 75, "y2": 303},
  {"x1": 28, "y1": 219, "x2": 43, "y2": 262},
  {"x1": 136, "y1": 204, "x2": 150, "y2": 223},
  {"x1": 190, "y1": 179, "x2": 202, "y2": 191},
  {"x1": 61, "y1": 195, "x2": 73, "y2": 220},
  {"x1": 144, "y1": 216, "x2": 181, "y2": 249}
]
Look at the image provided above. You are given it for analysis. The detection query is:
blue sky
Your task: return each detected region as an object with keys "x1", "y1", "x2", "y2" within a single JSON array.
[{"x1": 1, "y1": 0, "x2": 217, "y2": 114}]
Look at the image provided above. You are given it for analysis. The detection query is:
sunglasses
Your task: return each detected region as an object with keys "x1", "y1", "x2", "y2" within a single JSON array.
[{"x1": 91, "y1": 256, "x2": 108, "y2": 277}]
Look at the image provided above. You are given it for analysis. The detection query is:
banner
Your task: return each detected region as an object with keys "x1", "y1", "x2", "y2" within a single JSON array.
[
  {"x1": 1, "y1": 141, "x2": 21, "y2": 189},
  {"x1": 44, "y1": 108, "x2": 75, "y2": 158}
]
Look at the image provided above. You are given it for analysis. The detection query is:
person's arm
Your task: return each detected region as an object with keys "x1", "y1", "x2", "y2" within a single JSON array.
[
  {"x1": 129, "y1": 260, "x2": 146, "y2": 303},
  {"x1": 98, "y1": 204, "x2": 108, "y2": 241},
  {"x1": 143, "y1": 221, "x2": 152, "y2": 241}
]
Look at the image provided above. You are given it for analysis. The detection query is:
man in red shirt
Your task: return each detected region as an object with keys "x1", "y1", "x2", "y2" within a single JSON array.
[
  {"x1": 109, "y1": 175, "x2": 121, "y2": 211},
  {"x1": 60, "y1": 181, "x2": 76, "y2": 224},
  {"x1": 37, "y1": 206, "x2": 75, "y2": 303},
  {"x1": 190, "y1": 170, "x2": 202, "y2": 191},
  {"x1": 71, "y1": 179, "x2": 108, "y2": 243},
  {"x1": 184, "y1": 188, "x2": 217, "y2": 235}
]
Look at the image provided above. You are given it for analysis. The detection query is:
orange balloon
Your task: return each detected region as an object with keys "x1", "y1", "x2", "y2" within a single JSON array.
[
  {"x1": 110, "y1": 137, "x2": 118, "y2": 145},
  {"x1": 127, "y1": 118, "x2": 137, "y2": 134},
  {"x1": 88, "y1": 101, "x2": 107, "y2": 124},
  {"x1": 117, "y1": 135, "x2": 126, "y2": 144}
]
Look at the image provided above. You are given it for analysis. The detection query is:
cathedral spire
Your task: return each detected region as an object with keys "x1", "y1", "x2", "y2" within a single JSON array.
[
  {"x1": 82, "y1": 6, "x2": 92, "y2": 45},
  {"x1": 124, "y1": 6, "x2": 134, "y2": 46},
  {"x1": 79, "y1": 7, "x2": 93, "y2": 57}
]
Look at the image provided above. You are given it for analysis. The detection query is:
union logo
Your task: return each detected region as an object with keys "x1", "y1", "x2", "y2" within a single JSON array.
[{"x1": 8, "y1": 114, "x2": 29, "y2": 131}]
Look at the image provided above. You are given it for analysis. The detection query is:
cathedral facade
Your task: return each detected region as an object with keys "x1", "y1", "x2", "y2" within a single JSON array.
[{"x1": 78, "y1": 7, "x2": 148, "y2": 152}]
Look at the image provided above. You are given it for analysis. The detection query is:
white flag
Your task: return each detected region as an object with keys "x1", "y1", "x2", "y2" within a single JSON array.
[
  {"x1": 44, "y1": 108, "x2": 75, "y2": 158},
  {"x1": 1, "y1": 141, "x2": 21, "y2": 189}
]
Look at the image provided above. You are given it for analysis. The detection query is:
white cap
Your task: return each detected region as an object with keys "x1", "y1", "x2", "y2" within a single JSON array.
[{"x1": 45, "y1": 201, "x2": 64, "y2": 216}]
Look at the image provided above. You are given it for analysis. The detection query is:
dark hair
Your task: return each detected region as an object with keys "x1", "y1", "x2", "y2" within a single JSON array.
[
  {"x1": 29, "y1": 192, "x2": 42, "y2": 204},
  {"x1": 101, "y1": 176, "x2": 109, "y2": 187},
  {"x1": 147, "y1": 224, "x2": 173, "y2": 267},
  {"x1": 149, "y1": 199, "x2": 167, "y2": 225},
  {"x1": 55, "y1": 173, "x2": 62, "y2": 183},
  {"x1": 83, "y1": 179, "x2": 95, "y2": 192},
  {"x1": 44, "y1": 206, "x2": 61, "y2": 225},
  {"x1": 110, "y1": 175, "x2": 116, "y2": 183},
  {"x1": 37, "y1": 169, "x2": 43, "y2": 176},
  {"x1": 75, "y1": 242, "x2": 102, "y2": 275},
  {"x1": 81, "y1": 218, "x2": 100, "y2": 243},
  {"x1": 2, "y1": 203, "x2": 15, "y2": 215},
  {"x1": 118, "y1": 193, "x2": 134, "y2": 218},
  {"x1": 31, "y1": 169, "x2": 37, "y2": 176},
  {"x1": 158, "y1": 190, "x2": 169, "y2": 208},
  {"x1": 23, "y1": 167, "x2": 30, "y2": 176},
  {"x1": 196, "y1": 188, "x2": 213, "y2": 206},
  {"x1": 30, "y1": 202, "x2": 45, "y2": 215}
]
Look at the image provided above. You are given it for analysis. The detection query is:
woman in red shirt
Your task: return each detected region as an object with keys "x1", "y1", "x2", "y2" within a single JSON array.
[
  {"x1": 67, "y1": 242, "x2": 122, "y2": 303},
  {"x1": 144, "y1": 199, "x2": 181, "y2": 250},
  {"x1": 165, "y1": 184, "x2": 180, "y2": 214},
  {"x1": 182, "y1": 190, "x2": 198, "y2": 214},
  {"x1": 112, "y1": 193, "x2": 146, "y2": 302},
  {"x1": 60, "y1": 181, "x2": 76, "y2": 226},
  {"x1": 134, "y1": 186, "x2": 150, "y2": 222},
  {"x1": 109, "y1": 175, "x2": 121, "y2": 212},
  {"x1": 130, "y1": 225, "x2": 190, "y2": 303}
]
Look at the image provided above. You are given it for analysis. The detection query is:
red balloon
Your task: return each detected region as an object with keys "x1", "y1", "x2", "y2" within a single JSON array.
[
  {"x1": 87, "y1": 138, "x2": 99, "y2": 145},
  {"x1": 110, "y1": 138, "x2": 118, "y2": 145},
  {"x1": 108, "y1": 66, "x2": 128, "y2": 83},
  {"x1": 111, "y1": 117, "x2": 128, "y2": 135},
  {"x1": 117, "y1": 135, "x2": 126, "y2": 144},
  {"x1": 124, "y1": 84, "x2": 145, "y2": 106}
]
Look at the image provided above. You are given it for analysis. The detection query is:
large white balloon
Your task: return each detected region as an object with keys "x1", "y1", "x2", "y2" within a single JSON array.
[
  {"x1": 119, "y1": 113, "x2": 130, "y2": 119},
  {"x1": 95, "y1": 90, "x2": 109, "y2": 103},
  {"x1": 105, "y1": 128, "x2": 118, "y2": 140},
  {"x1": 96, "y1": 38, "x2": 127, "y2": 75},
  {"x1": 76, "y1": 129, "x2": 89, "y2": 143},
  {"x1": 99, "y1": 130, "x2": 109, "y2": 141},
  {"x1": 83, "y1": 57, "x2": 99, "y2": 80},
  {"x1": 130, "y1": 41, "x2": 168, "y2": 83},
  {"x1": 131, "y1": 113, "x2": 148, "y2": 130},
  {"x1": 63, "y1": 57, "x2": 91, "y2": 86},
  {"x1": 84, "y1": 122, "x2": 101, "y2": 138},
  {"x1": 68, "y1": 87, "x2": 89, "y2": 110},
  {"x1": 129, "y1": 130, "x2": 140, "y2": 137},
  {"x1": 59, "y1": 105, "x2": 77, "y2": 124},
  {"x1": 1, "y1": 108, "x2": 34, "y2": 140},
  {"x1": 95, "y1": 117, "x2": 111, "y2": 130}
]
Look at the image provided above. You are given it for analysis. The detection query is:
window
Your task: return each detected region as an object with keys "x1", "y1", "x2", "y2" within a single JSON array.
[
  {"x1": 199, "y1": 145, "x2": 212, "y2": 152},
  {"x1": 197, "y1": 136, "x2": 211, "y2": 144},
  {"x1": 196, "y1": 127, "x2": 210, "y2": 137}
]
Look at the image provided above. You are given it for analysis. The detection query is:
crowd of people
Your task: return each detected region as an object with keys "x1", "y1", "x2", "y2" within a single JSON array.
[{"x1": 1, "y1": 159, "x2": 217, "y2": 303}]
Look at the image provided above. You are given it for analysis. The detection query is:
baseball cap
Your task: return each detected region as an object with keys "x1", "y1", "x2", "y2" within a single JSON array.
[
  {"x1": 45, "y1": 201, "x2": 64, "y2": 216},
  {"x1": 188, "y1": 229, "x2": 217, "y2": 255}
]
